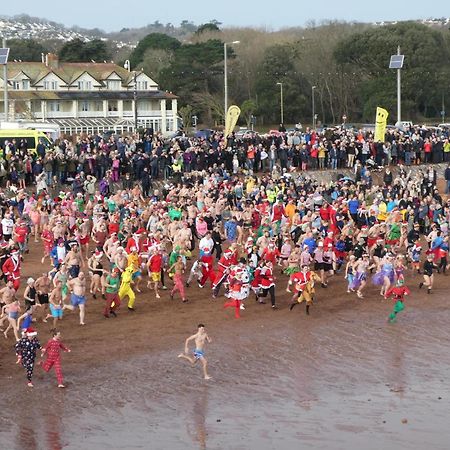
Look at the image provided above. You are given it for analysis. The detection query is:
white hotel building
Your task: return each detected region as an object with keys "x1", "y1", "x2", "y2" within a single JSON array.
[{"x1": 0, "y1": 53, "x2": 179, "y2": 134}]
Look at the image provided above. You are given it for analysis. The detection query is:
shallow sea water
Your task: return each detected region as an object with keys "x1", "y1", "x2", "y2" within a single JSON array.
[{"x1": 1, "y1": 305, "x2": 450, "y2": 450}]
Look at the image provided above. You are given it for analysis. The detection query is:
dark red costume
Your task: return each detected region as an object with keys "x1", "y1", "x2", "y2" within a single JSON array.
[{"x1": 41, "y1": 338, "x2": 70, "y2": 385}]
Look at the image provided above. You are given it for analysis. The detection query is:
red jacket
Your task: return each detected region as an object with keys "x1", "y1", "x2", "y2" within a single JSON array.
[
  {"x1": 259, "y1": 265, "x2": 275, "y2": 289},
  {"x1": 2, "y1": 255, "x2": 21, "y2": 279}
]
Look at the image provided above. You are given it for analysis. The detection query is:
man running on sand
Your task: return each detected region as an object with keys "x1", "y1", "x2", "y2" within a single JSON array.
[
  {"x1": 178, "y1": 324, "x2": 212, "y2": 380},
  {"x1": 66, "y1": 272, "x2": 87, "y2": 325}
]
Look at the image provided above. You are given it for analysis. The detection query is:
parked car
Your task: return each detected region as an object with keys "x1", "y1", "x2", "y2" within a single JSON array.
[
  {"x1": 235, "y1": 129, "x2": 258, "y2": 139},
  {"x1": 194, "y1": 129, "x2": 215, "y2": 139}
]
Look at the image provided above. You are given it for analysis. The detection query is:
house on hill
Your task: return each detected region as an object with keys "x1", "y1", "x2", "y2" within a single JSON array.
[{"x1": 0, "y1": 53, "x2": 179, "y2": 134}]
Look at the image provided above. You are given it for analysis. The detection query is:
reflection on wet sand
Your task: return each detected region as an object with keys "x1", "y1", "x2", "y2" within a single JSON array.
[
  {"x1": 15, "y1": 424, "x2": 37, "y2": 450},
  {"x1": 44, "y1": 399, "x2": 64, "y2": 450},
  {"x1": 386, "y1": 326, "x2": 406, "y2": 399},
  {"x1": 2, "y1": 299, "x2": 450, "y2": 449},
  {"x1": 187, "y1": 386, "x2": 208, "y2": 450}
]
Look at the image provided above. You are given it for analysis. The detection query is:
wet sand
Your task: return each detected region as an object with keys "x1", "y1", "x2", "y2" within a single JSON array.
[{"x1": 1, "y1": 242, "x2": 450, "y2": 450}]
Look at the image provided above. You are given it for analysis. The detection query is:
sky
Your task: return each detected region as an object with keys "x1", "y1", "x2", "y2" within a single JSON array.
[{"x1": 1, "y1": 0, "x2": 449, "y2": 31}]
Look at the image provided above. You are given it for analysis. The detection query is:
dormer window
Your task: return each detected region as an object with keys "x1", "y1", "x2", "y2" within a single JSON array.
[
  {"x1": 107, "y1": 80, "x2": 121, "y2": 90},
  {"x1": 136, "y1": 80, "x2": 148, "y2": 90},
  {"x1": 44, "y1": 80, "x2": 58, "y2": 90},
  {"x1": 78, "y1": 80, "x2": 92, "y2": 90}
]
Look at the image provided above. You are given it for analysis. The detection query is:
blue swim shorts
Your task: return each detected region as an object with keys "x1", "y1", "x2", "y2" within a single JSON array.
[
  {"x1": 50, "y1": 304, "x2": 63, "y2": 319},
  {"x1": 193, "y1": 349, "x2": 205, "y2": 360},
  {"x1": 71, "y1": 293, "x2": 86, "y2": 307}
]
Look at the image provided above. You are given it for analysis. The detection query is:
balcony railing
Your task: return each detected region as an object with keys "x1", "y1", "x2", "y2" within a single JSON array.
[{"x1": 30, "y1": 110, "x2": 172, "y2": 120}]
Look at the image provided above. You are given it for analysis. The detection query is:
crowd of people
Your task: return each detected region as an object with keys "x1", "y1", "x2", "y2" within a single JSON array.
[
  {"x1": 1, "y1": 125, "x2": 450, "y2": 193},
  {"x1": 0, "y1": 126, "x2": 449, "y2": 384}
]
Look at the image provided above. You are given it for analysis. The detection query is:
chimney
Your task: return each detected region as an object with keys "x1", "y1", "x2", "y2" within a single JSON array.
[{"x1": 45, "y1": 53, "x2": 59, "y2": 70}]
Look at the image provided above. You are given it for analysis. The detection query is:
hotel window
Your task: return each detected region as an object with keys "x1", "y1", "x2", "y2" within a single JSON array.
[
  {"x1": 107, "y1": 80, "x2": 121, "y2": 90},
  {"x1": 136, "y1": 80, "x2": 148, "y2": 90},
  {"x1": 81, "y1": 101, "x2": 89, "y2": 111},
  {"x1": 44, "y1": 80, "x2": 58, "y2": 90},
  {"x1": 48, "y1": 101, "x2": 61, "y2": 112},
  {"x1": 78, "y1": 80, "x2": 92, "y2": 90},
  {"x1": 12, "y1": 81, "x2": 20, "y2": 90},
  {"x1": 22, "y1": 80, "x2": 30, "y2": 90}
]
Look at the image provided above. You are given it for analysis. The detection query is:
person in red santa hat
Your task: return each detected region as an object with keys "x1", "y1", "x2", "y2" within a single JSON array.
[
  {"x1": 212, "y1": 243, "x2": 238, "y2": 298},
  {"x1": 224, "y1": 259, "x2": 250, "y2": 318},
  {"x1": 198, "y1": 247, "x2": 215, "y2": 289},
  {"x1": 257, "y1": 260, "x2": 277, "y2": 309},
  {"x1": 15, "y1": 327, "x2": 41, "y2": 387},
  {"x1": 261, "y1": 239, "x2": 280, "y2": 265},
  {"x1": 2, "y1": 247, "x2": 21, "y2": 290},
  {"x1": 125, "y1": 228, "x2": 145, "y2": 255},
  {"x1": 287, "y1": 264, "x2": 311, "y2": 299}
]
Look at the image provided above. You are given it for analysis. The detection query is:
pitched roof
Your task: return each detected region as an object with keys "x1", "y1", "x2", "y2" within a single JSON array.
[{"x1": 0, "y1": 61, "x2": 156, "y2": 87}]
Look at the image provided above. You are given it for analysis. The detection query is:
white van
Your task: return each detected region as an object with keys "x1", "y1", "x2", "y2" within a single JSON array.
[{"x1": 395, "y1": 121, "x2": 414, "y2": 131}]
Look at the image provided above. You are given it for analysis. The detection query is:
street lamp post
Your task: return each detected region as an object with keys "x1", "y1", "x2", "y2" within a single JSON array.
[
  {"x1": 389, "y1": 47, "x2": 404, "y2": 124},
  {"x1": 224, "y1": 40, "x2": 240, "y2": 120},
  {"x1": 312, "y1": 85, "x2": 317, "y2": 129},
  {"x1": 276, "y1": 82, "x2": 284, "y2": 126},
  {"x1": 1, "y1": 37, "x2": 9, "y2": 122},
  {"x1": 133, "y1": 71, "x2": 138, "y2": 132}
]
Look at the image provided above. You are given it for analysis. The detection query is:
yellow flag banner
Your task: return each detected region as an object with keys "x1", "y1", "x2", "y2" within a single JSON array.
[
  {"x1": 224, "y1": 105, "x2": 241, "y2": 145},
  {"x1": 374, "y1": 107, "x2": 389, "y2": 142}
]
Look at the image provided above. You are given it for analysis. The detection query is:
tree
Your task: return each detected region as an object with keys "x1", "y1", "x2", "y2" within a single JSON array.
[
  {"x1": 140, "y1": 48, "x2": 174, "y2": 80},
  {"x1": 129, "y1": 33, "x2": 181, "y2": 69},
  {"x1": 7, "y1": 39, "x2": 48, "y2": 62},
  {"x1": 254, "y1": 43, "x2": 310, "y2": 125},
  {"x1": 58, "y1": 39, "x2": 85, "y2": 61},
  {"x1": 240, "y1": 99, "x2": 257, "y2": 128},
  {"x1": 161, "y1": 39, "x2": 231, "y2": 124},
  {"x1": 58, "y1": 38, "x2": 112, "y2": 62},
  {"x1": 83, "y1": 39, "x2": 112, "y2": 62},
  {"x1": 334, "y1": 22, "x2": 450, "y2": 121},
  {"x1": 180, "y1": 20, "x2": 197, "y2": 33},
  {"x1": 179, "y1": 105, "x2": 194, "y2": 129},
  {"x1": 195, "y1": 23, "x2": 221, "y2": 35}
]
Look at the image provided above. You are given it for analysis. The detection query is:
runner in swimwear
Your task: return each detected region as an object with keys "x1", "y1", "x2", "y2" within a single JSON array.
[
  {"x1": 178, "y1": 324, "x2": 212, "y2": 380},
  {"x1": 2, "y1": 299, "x2": 20, "y2": 340},
  {"x1": 66, "y1": 272, "x2": 87, "y2": 325}
]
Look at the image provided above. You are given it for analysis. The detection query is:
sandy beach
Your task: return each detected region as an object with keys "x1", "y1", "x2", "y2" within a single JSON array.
[{"x1": 1, "y1": 240, "x2": 450, "y2": 450}]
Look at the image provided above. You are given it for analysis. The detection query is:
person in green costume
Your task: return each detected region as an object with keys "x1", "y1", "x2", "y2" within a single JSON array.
[{"x1": 384, "y1": 278, "x2": 410, "y2": 323}]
